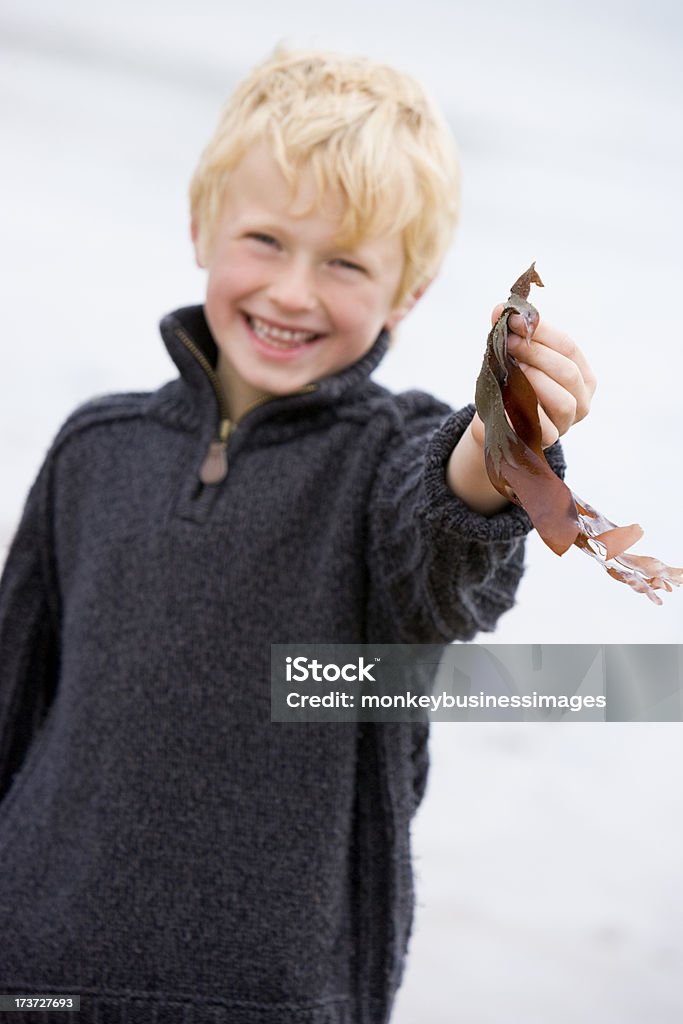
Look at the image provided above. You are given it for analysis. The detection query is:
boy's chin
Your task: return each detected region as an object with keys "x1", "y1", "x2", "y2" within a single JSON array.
[{"x1": 257, "y1": 374, "x2": 317, "y2": 396}]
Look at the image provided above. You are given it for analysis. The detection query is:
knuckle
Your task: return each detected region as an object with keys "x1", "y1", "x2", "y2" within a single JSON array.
[
  {"x1": 569, "y1": 365, "x2": 583, "y2": 389},
  {"x1": 579, "y1": 388, "x2": 593, "y2": 417},
  {"x1": 559, "y1": 394, "x2": 577, "y2": 422},
  {"x1": 564, "y1": 337, "x2": 578, "y2": 359}
]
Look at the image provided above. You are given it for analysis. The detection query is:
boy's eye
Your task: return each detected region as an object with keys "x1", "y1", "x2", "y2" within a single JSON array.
[
  {"x1": 247, "y1": 232, "x2": 279, "y2": 246},
  {"x1": 331, "y1": 258, "x2": 366, "y2": 273}
]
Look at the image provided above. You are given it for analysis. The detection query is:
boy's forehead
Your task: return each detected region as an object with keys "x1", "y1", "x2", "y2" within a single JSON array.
[
  {"x1": 220, "y1": 140, "x2": 404, "y2": 263},
  {"x1": 229, "y1": 141, "x2": 346, "y2": 223}
]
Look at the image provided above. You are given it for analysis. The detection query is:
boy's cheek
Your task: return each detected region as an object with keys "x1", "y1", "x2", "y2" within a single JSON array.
[{"x1": 206, "y1": 267, "x2": 249, "y2": 304}]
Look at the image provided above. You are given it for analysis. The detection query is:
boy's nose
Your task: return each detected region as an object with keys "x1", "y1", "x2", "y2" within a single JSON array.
[{"x1": 267, "y1": 260, "x2": 317, "y2": 312}]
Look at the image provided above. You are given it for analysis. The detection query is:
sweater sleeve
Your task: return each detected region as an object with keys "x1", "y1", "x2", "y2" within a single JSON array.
[
  {"x1": 365, "y1": 399, "x2": 566, "y2": 643},
  {"x1": 0, "y1": 453, "x2": 61, "y2": 803}
]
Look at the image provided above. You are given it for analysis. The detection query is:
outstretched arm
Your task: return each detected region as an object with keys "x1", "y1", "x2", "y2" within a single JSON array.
[{"x1": 365, "y1": 394, "x2": 566, "y2": 644}]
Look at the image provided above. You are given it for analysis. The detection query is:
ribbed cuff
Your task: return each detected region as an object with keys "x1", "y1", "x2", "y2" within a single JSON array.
[{"x1": 421, "y1": 403, "x2": 567, "y2": 542}]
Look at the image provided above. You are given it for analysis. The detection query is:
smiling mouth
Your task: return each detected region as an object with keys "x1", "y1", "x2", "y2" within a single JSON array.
[{"x1": 245, "y1": 314, "x2": 324, "y2": 349}]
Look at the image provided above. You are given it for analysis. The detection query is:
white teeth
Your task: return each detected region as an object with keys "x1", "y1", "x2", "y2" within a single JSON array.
[{"x1": 248, "y1": 315, "x2": 319, "y2": 347}]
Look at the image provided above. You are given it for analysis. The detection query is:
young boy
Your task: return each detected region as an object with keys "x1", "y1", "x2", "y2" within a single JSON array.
[{"x1": 0, "y1": 47, "x2": 595, "y2": 1024}]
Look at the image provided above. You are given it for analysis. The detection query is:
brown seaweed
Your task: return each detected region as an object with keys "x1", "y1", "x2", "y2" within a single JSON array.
[{"x1": 474, "y1": 264, "x2": 683, "y2": 604}]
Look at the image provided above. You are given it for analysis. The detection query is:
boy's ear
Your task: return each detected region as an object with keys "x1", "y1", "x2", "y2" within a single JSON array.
[
  {"x1": 385, "y1": 279, "x2": 433, "y2": 331},
  {"x1": 191, "y1": 219, "x2": 206, "y2": 269}
]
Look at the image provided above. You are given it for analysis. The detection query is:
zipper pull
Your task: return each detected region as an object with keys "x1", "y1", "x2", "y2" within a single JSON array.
[{"x1": 199, "y1": 419, "x2": 233, "y2": 484}]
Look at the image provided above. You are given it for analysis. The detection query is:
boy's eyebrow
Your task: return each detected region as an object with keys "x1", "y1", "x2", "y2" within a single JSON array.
[
  {"x1": 236, "y1": 217, "x2": 287, "y2": 236},
  {"x1": 237, "y1": 216, "x2": 379, "y2": 267}
]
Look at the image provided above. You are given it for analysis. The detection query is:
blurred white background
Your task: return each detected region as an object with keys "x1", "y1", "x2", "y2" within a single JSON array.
[{"x1": 1, "y1": 1, "x2": 682, "y2": 1020}]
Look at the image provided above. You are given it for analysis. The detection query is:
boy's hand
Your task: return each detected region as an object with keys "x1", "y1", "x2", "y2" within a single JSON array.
[{"x1": 470, "y1": 306, "x2": 598, "y2": 449}]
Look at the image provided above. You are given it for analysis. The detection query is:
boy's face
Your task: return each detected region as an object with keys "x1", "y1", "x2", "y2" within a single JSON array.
[{"x1": 193, "y1": 141, "x2": 420, "y2": 418}]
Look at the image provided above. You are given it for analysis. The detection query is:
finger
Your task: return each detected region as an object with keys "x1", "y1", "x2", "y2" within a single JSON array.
[
  {"x1": 491, "y1": 305, "x2": 540, "y2": 344},
  {"x1": 517, "y1": 362, "x2": 578, "y2": 435},
  {"x1": 491, "y1": 309, "x2": 598, "y2": 413},
  {"x1": 516, "y1": 318, "x2": 598, "y2": 398},
  {"x1": 537, "y1": 405, "x2": 561, "y2": 449},
  {"x1": 491, "y1": 305, "x2": 538, "y2": 339},
  {"x1": 504, "y1": 311, "x2": 534, "y2": 338},
  {"x1": 508, "y1": 337, "x2": 593, "y2": 420}
]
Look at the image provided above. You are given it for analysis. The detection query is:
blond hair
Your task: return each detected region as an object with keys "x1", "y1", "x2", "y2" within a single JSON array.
[{"x1": 189, "y1": 45, "x2": 461, "y2": 306}]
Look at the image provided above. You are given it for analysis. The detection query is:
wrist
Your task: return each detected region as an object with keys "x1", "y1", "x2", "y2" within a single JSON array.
[
  {"x1": 469, "y1": 410, "x2": 486, "y2": 450},
  {"x1": 446, "y1": 418, "x2": 510, "y2": 516}
]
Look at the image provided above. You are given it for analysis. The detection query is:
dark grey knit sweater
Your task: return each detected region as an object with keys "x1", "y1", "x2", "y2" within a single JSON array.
[{"x1": 0, "y1": 305, "x2": 565, "y2": 1023}]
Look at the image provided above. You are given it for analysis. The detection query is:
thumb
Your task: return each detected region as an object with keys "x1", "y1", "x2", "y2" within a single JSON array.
[
  {"x1": 491, "y1": 303, "x2": 528, "y2": 338},
  {"x1": 491, "y1": 303, "x2": 505, "y2": 326}
]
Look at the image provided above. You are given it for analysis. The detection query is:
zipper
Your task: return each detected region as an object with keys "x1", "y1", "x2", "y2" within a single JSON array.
[{"x1": 173, "y1": 327, "x2": 317, "y2": 485}]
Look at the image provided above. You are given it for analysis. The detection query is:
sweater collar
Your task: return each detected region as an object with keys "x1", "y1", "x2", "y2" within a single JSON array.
[{"x1": 157, "y1": 304, "x2": 390, "y2": 427}]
